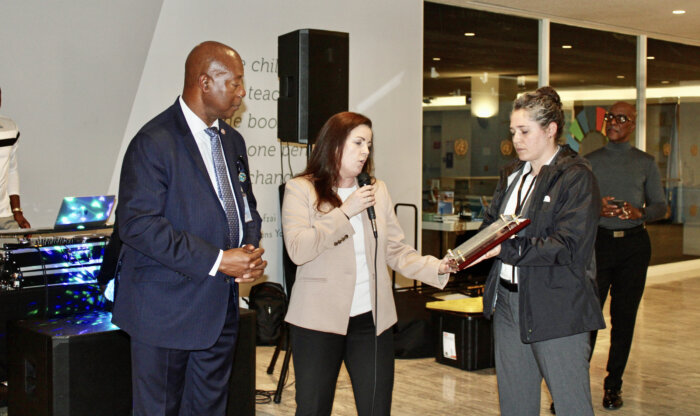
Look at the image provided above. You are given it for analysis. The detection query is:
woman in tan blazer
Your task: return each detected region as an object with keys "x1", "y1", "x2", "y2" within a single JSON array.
[{"x1": 282, "y1": 112, "x2": 455, "y2": 416}]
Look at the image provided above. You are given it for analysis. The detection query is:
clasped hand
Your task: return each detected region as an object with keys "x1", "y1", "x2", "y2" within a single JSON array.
[
  {"x1": 218, "y1": 244, "x2": 267, "y2": 283},
  {"x1": 601, "y1": 196, "x2": 642, "y2": 220},
  {"x1": 341, "y1": 184, "x2": 375, "y2": 218}
]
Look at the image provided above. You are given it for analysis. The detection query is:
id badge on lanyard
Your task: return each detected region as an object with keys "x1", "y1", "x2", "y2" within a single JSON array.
[{"x1": 236, "y1": 156, "x2": 254, "y2": 223}]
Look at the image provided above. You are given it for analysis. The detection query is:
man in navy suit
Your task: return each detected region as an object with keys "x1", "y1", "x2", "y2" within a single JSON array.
[{"x1": 113, "y1": 41, "x2": 266, "y2": 416}]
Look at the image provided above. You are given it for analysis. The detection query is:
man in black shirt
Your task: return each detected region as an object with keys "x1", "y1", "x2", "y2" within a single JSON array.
[{"x1": 585, "y1": 102, "x2": 667, "y2": 410}]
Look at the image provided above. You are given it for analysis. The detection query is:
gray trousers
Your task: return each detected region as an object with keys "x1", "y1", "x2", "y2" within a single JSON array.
[
  {"x1": 494, "y1": 284, "x2": 594, "y2": 416},
  {"x1": 0, "y1": 216, "x2": 20, "y2": 230}
]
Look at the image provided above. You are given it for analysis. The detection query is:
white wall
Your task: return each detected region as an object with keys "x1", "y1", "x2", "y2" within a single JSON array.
[
  {"x1": 0, "y1": 0, "x2": 164, "y2": 221},
  {"x1": 0, "y1": 0, "x2": 425, "y2": 291}
]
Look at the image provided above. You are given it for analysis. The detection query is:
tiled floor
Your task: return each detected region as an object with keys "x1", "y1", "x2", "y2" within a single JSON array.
[
  {"x1": 2, "y1": 261, "x2": 698, "y2": 415},
  {"x1": 255, "y1": 264, "x2": 700, "y2": 415}
]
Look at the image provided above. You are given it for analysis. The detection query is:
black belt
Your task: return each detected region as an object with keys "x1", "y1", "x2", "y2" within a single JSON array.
[
  {"x1": 499, "y1": 279, "x2": 518, "y2": 292},
  {"x1": 598, "y1": 225, "x2": 645, "y2": 239},
  {"x1": 0, "y1": 137, "x2": 19, "y2": 147}
]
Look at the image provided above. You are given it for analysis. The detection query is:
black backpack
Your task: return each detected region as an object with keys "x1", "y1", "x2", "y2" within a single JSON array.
[{"x1": 246, "y1": 282, "x2": 287, "y2": 345}]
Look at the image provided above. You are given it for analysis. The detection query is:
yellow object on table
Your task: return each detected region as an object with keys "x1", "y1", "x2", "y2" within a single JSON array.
[{"x1": 426, "y1": 297, "x2": 483, "y2": 314}]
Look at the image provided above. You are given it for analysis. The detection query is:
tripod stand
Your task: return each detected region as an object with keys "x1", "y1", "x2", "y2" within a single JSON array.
[
  {"x1": 266, "y1": 322, "x2": 292, "y2": 403},
  {"x1": 267, "y1": 183, "x2": 297, "y2": 403}
]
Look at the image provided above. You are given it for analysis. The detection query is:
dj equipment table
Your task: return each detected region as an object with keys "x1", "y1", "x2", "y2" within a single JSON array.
[{"x1": 0, "y1": 232, "x2": 111, "y2": 381}]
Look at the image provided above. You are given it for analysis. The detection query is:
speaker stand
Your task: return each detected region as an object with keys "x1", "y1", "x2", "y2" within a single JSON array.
[{"x1": 266, "y1": 323, "x2": 292, "y2": 403}]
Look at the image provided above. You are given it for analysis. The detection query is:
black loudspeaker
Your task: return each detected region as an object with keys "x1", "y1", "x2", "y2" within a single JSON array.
[
  {"x1": 7, "y1": 309, "x2": 256, "y2": 416},
  {"x1": 0, "y1": 284, "x2": 106, "y2": 382},
  {"x1": 278, "y1": 29, "x2": 349, "y2": 144},
  {"x1": 7, "y1": 312, "x2": 131, "y2": 416}
]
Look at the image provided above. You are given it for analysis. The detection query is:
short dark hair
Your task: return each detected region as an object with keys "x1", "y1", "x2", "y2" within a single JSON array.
[
  {"x1": 513, "y1": 86, "x2": 565, "y2": 141},
  {"x1": 299, "y1": 111, "x2": 373, "y2": 212}
]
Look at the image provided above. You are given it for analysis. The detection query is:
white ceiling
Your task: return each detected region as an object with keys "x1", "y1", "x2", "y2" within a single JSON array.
[{"x1": 439, "y1": 0, "x2": 700, "y2": 46}]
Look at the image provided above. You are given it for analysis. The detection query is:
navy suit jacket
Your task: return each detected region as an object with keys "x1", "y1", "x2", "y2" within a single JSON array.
[{"x1": 112, "y1": 99, "x2": 262, "y2": 350}]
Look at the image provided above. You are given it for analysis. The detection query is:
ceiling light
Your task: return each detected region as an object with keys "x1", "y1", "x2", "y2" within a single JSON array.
[
  {"x1": 464, "y1": 32, "x2": 475, "y2": 37},
  {"x1": 647, "y1": 56, "x2": 655, "y2": 60},
  {"x1": 472, "y1": 73, "x2": 499, "y2": 118},
  {"x1": 661, "y1": 80, "x2": 670, "y2": 84},
  {"x1": 433, "y1": 57, "x2": 441, "y2": 61},
  {"x1": 562, "y1": 45, "x2": 572, "y2": 49},
  {"x1": 672, "y1": 10, "x2": 686, "y2": 14},
  {"x1": 617, "y1": 75, "x2": 625, "y2": 79}
]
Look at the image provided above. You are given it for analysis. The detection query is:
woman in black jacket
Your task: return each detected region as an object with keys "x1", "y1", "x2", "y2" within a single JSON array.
[{"x1": 472, "y1": 86, "x2": 604, "y2": 415}]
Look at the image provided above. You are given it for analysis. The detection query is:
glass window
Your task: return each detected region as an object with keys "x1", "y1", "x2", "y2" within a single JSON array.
[
  {"x1": 422, "y1": 4, "x2": 538, "y2": 211},
  {"x1": 549, "y1": 24, "x2": 636, "y2": 154},
  {"x1": 647, "y1": 38, "x2": 700, "y2": 263},
  {"x1": 421, "y1": 5, "x2": 700, "y2": 266},
  {"x1": 422, "y1": 3, "x2": 538, "y2": 259}
]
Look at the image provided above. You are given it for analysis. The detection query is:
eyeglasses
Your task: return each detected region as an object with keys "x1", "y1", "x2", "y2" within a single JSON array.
[{"x1": 604, "y1": 112, "x2": 633, "y2": 124}]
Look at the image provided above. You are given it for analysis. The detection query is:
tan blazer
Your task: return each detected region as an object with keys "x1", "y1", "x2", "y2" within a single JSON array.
[{"x1": 282, "y1": 176, "x2": 448, "y2": 335}]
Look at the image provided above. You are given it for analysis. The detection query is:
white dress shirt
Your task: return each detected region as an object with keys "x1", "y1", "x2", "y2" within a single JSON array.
[
  {"x1": 179, "y1": 97, "x2": 243, "y2": 276},
  {"x1": 500, "y1": 147, "x2": 560, "y2": 284},
  {"x1": 337, "y1": 186, "x2": 373, "y2": 316},
  {"x1": 0, "y1": 115, "x2": 20, "y2": 218}
]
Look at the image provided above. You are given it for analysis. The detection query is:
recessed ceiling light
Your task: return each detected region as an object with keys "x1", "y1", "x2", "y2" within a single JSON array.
[
  {"x1": 673, "y1": 10, "x2": 686, "y2": 14},
  {"x1": 562, "y1": 45, "x2": 572, "y2": 49},
  {"x1": 617, "y1": 75, "x2": 625, "y2": 79},
  {"x1": 661, "y1": 80, "x2": 670, "y2": 84},
  {"x1": 647, "y1": 56, "x2": 655, "y2": 60},
  {"x1": 433, "y1": 57, "x2": 441, "y2": 61},
  {"x1": 464, "y1": 32, "x2": 476, "y2": 37}
]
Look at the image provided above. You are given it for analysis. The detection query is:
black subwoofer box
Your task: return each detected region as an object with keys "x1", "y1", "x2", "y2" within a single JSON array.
[
  {"x1": 277, "y1": 28, "x2": 349, "y2": 144},
  {"x1": 7, "y1": 311, "x2": 131, "y2": 416},
  {"x1": 7, "y1": 308, "x2": 256, "y2": 416}
]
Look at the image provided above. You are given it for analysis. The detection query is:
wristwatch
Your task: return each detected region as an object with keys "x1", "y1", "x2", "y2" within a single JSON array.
[{"x1": 12, "y1": 207, "x2": 22, "y2": 213}]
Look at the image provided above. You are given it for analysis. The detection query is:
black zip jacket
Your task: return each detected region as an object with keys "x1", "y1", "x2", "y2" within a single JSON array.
[{"x1": 481, "y1": 145, "x2": 605, "y2": 343}]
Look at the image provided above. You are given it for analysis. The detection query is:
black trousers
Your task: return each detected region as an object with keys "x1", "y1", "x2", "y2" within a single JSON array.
[
  {"x1": 591, "y1": 228, "x2": 651, "y2": 391},
  {"x1": 290, "y1": 312, "x2": 394, "y2": 416}
]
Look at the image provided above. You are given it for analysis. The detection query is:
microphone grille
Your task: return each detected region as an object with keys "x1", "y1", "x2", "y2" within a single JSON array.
[{"x1": 357, "y1": 173, "x2": 372, "y2": 187}]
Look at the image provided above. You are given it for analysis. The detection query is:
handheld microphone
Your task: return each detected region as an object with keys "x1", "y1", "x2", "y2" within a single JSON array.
[
  {"x1": 357, "y1": 173, "x2": 377, "y2": 238},
  {"x1": 358, "y1": 172, "x2": 379, "y2": 415}
]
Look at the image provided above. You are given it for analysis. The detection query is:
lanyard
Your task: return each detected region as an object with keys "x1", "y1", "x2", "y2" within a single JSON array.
[
  {"x1": 515, "y1": 170, "x2": 536, "y2": 216},
  {"x1": 509, "y1": 170, "x2": 536, "y2": 284},
  {"x1": 508, "y1": 168, "x2": 537, "y2": 284}
]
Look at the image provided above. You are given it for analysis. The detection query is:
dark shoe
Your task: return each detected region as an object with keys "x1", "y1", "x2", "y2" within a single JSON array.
[
  {"x1": 603, "y1": 389, "x2": 623, "y2": 409},
  {"x1": 550, "y1": 402, "x2": 556, "y2": 414}
]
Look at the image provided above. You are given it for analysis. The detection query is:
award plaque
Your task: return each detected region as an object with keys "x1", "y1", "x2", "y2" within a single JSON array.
[{"x1": 447, "y1": 214, "x2": 531, "y2": 270}]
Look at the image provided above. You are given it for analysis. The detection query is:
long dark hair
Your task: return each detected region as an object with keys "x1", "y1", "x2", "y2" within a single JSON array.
[{"x1": 298, "y1": 111, "x2": 373, "y2": 212}]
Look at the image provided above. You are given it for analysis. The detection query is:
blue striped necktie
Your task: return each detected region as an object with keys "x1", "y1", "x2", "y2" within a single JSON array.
[{"x1": 204, "y1": 127, "x2": 240, "y2": 247}]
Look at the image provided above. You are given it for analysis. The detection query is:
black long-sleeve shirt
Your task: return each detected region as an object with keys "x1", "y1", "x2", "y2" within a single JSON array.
[{"x1": 586, "y1": 141, "x2": 667, "y2": 229}]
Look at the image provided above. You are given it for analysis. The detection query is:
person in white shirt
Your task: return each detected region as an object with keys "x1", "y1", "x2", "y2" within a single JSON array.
[
  {"x1": 469, "y1": 87, "x2": 604, "y2": 416},
  {"x1": 0, "y1": 86, "x2": 30, "y2": 230},
  {"x1": 282, "y1": 111, "x2": 456, "y2": 416}
]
